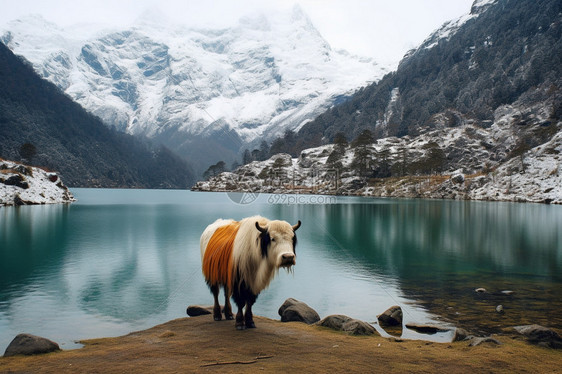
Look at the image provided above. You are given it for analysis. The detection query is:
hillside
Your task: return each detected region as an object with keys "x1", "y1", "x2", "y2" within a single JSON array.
[
  {"x1": 1, "y1": 6, "x2": 388, "y2": 174},
  {"x1": 275, "y1": 0, "x2": 561, "y2": 155},
  {"x1": 206, "y1": 0, "x2": 562, "y2": 203},
  {"x1": 0, "y1": 42, "x2": 194, "y2": 188}
]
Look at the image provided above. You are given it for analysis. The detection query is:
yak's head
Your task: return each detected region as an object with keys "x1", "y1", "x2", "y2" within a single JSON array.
[{"x1": 255, "y1": 219, "x2": 301, "y2": 270}]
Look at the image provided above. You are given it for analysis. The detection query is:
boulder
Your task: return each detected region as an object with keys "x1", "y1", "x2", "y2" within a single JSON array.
[
  {"x1": 513, "y1": 325, "x2": 562, "y2": 349},
  {"x1": 341, "y1": 319, "x2": 377, "y2": 336},
  {"x1": 4, "y1": 333, "x2": 60, "y2": 357},
  {"x1": 377, "y1": 305, "x2": 403, "y2": 327},
  {"x1": 316, "y1": 314, "x2": 349, "y2": 330},
  {"x1": 316, "y1": 315, "x2": 378, "y2": 336},
  {"x1": 278, "y1": 298, "x2": 320, "y2": 324},
  {"x1": 186, "y1": 305, "x2": 213, "y2": 317},
  {"x1": 4, "y1": 174, "x2": 29, "y2": 189}
]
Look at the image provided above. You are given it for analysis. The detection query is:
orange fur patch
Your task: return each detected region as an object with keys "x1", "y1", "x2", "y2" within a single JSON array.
[{"x1": 202, "y1": 222, "x2": 240, "y2": 288}]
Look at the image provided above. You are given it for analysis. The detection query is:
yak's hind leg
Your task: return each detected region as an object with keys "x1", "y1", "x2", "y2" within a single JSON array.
[
  {"x1": 223, "y1": 285, "x2": 234, "y2": 320},
  {"x1": 210, "y1": 284, "x2": 222, "y2": 321}
]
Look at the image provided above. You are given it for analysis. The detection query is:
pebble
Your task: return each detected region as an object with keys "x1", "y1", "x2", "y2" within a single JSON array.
[
  {"x1": 496, "y1": 305, "x2": 504, "y2": 313},
  {"x1": 475, "y1": 288, "x2": 486, "y2": 293}
]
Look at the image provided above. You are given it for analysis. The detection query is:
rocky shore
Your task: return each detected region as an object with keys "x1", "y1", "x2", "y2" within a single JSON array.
[
  {"x1": 193, "y1": 121, "x2": 562, "y2": 204},
  {"x1": 2, "y1": 305, "x2": 561, "y2": 373},
  {"x1": 0, "y1": 159, "x2": 74, "y2": 206}
]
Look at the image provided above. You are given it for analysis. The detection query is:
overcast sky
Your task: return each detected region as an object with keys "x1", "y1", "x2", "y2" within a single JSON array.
[{"x1": 0, "y1": 0, "x2": 474, "y2": 67}]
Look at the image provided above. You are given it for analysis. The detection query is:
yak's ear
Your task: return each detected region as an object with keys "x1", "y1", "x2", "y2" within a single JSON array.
[{"x1": 259, "y1": 229, "x2": 270, "y2": 258}]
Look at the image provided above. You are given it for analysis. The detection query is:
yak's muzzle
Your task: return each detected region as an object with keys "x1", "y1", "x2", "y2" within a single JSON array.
[{"x1": 280, "y1": 253, "x2": 296, "y2": 267}]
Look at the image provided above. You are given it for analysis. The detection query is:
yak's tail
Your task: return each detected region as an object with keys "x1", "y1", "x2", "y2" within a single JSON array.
[{"x1": 202, "y1": 221, "x2": 241, "y2": 289}]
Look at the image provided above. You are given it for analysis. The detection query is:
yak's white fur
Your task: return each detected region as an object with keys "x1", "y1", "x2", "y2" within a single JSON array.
[
  {"x1": 200, "y1": 215, "x2": 296, "y2": 295},
  {"x1": 200, "y1": 218, "x2": 235, "y2": 260},
  {"x1": 232, "y1": 215, "x2": 296, "y2": 294}
]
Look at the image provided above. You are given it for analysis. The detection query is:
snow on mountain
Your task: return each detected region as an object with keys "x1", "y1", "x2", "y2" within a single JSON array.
[
  {"x1": 403, "y1": 0, "x2": 497, "y2": 57},
  {"x1": 0, "y1": 159, "x2": 75, "y2": 206},
  {"x1": 1, "y1": 6, "x2": 388, "y2": 171},
  {"x1": 194, "y1": 102, "x2": 562, "y2": 204}
]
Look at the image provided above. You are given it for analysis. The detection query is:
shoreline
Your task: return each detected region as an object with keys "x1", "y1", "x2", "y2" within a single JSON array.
[{"x1": 2, "y1": 316, "x2": 561, "y2": 373}]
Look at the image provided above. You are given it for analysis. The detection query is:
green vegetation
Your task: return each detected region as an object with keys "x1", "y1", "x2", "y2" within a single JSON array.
[{"x1": 0, "y1": 42, "x2": 194, "y2": 188}]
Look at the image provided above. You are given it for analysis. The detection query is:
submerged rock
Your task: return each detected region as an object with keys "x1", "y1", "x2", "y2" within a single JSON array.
[
  {"x1": 278, "y1": 298, "x2": 320, "y2": 324},
  {"x1": 405, "y1": 323, "x2": 450, "y2": 334},
  {"x1": 4, "y1": 333, "x2": 60, "y2": 357}
]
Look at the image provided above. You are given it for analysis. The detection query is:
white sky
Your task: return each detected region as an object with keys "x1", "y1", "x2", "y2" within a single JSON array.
[{"x1": 0, "y1": 0, "x2": 474, "y2": 67}]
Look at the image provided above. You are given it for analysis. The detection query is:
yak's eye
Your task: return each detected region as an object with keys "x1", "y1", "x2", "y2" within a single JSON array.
[{"x1": 271, "y1": 237, "x2": 275, "y2": 242}]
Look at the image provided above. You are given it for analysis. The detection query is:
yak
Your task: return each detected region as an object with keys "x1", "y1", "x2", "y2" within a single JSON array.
[{"x1": 200, "y1": 215, "x2": 301, "y2": 329}]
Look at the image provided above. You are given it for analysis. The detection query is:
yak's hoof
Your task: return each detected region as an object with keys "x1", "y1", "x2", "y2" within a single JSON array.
[
  {"x1": 245, "y1": 321, "x2": 256, "y2": 329},
  {"x1": 236, "y1": 324, "x2": 246, "y2": 330},
  {"x1": 214, "y1": 316, "x2": 222, "y2": 321},
  {"x1": 225, "y1": 314, "x2": 234, "y2": 320}
]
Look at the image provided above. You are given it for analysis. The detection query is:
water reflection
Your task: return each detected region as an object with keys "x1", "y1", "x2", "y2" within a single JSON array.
[{"x1": 0, "y1": 190, "x2": 561, "y2": 352}]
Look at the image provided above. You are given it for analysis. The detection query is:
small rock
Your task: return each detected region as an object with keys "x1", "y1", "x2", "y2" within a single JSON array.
[
  {"x1": 186, "y1": 305, "x2": 212, "y2": 317},
  {"x1": 451, "y1": 173, "x2": 465, "y2": 184},
  {"x1": 475, "y1": 288, "x2": 486, "y2": 293},
  {"x1": 4, "y1": 333, "x2": 60, "y2": 357},
  {"x1": 316, "y1": 315, "x2": 378, "y2": 336},
  {"x1": 278, "y1": 298, "x2": 320, "y2": 324},
  {"x1": 501, "y1": 290, "x2": 514, "y2": 295},
  {"x1": 377, "y1": 305, "x2": 403, "y2": 327},
  {"x1": 513, "y1": 324, "x2": 562, "y2": 349},
  {"x1": 496, "y1": 305, "x2": 504, "y2": 313},
  {"x1": 468, "y1": 336, "x2": 502, "y2": 347},
  {"x1": 453, "y1": 327, "x2": 470, "y2": 342}
]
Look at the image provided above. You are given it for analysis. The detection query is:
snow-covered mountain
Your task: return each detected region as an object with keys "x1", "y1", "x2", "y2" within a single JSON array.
[{"x1": 1, "y1": 6, "x2": 388, "y2": 173}]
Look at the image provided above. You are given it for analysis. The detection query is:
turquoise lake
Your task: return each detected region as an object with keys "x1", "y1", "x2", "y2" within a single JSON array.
[{"x1": 1, "y1": 189, "x2": 561, "y2": 352}]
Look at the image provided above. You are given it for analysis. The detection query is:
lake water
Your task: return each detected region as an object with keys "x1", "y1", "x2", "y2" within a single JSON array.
[{"x1": 1, "y1": 189, "x2": 561, "y2": 352}]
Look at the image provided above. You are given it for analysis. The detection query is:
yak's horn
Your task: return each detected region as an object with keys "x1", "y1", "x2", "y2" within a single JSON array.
[
  {"x1": 292, "y1": 220, "x2": 301, "y2": 231},
  {"x1": 255, "y1": 221, "x2": 267, "y2": 233}
]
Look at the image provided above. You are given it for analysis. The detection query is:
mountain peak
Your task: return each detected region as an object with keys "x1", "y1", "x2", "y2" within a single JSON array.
[{"x1": 134, "y1": 7, "x2": 172, "y2": 28}]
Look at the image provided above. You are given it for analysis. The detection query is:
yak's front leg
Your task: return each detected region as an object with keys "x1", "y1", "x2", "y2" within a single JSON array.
[
  {"x1": 210, "y1": 284, "x2": 222, "y2": 321},
  {"x1": 244, "y1": 293, "x2": 257, "y2": 328},
  {"x1": 223, "y1": 285, "x2": 234, "y2": 320},
  {"x1": 235, "y1": 305, "x2": 245, "y2": 330}
]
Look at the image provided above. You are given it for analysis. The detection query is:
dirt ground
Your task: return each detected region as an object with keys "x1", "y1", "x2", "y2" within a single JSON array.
[{"x1": 1, "y1": 315, "x2": 561, "y2": 373}]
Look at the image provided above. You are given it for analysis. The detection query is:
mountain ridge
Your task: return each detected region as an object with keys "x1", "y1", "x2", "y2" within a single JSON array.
[{"x1": 1, "y1": 7, "x2": 388, "y2": 174}]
